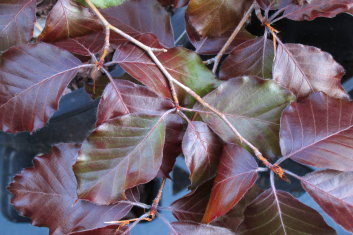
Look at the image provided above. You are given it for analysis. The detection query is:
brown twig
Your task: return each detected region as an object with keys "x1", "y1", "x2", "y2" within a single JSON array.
[
  {"x1": 212, "y1": 2, "x2": 255, "y2": 73},
  {"x1": 85, "y1": 0, "x2": 286, "y2": 180}
]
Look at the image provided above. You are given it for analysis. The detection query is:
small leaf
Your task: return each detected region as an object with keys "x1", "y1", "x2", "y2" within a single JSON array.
[
  {"x1": 302, "y1": 170, "x2": 353, "y2": 233},
  {"x1": 74, "y1": 113, "x2": 167, "y2": 204},
  {"x1": 77, "y1": 0, "x2": 126, "y2": 9},
  {"x1": 273, "y1": 43, "x2": 348, "y2": 99},
  {"x1": 280, "y1": 92, "x2": 353, "y2": 171},
  {"x1": 219, "y1": 37, "x2": 274, "y2": 79},
  {"x1": 113, "y1": 34, "x2": 219, "y2": 106},
  {"x1": 182, "y1": 121, "x2": 222, "y2": 189},
  {"x1": 171, "y1": 221, "x2": 235, "y2": 235},
  {"x1": 7, "y1": 144, "x2": 133, "y2": 234},
  {"x1": 196, "y1": 76, "x2": 295, "y2": 158},
  {"x1": 236, "y1": 189, "x2": 336, "y2": 234},
  {"x1": 202, "y1": 144, "x2": 258, "y2": 223},
  {"x1": 279, "y1": 0, "x2": 353, "y2": 21},
  {"x1": 186, "y1": 0, "x2": 253, "y2": 38},
  {"x1": 0, "y1": 0, "x2": 36, "y2": 51},
  {"x1": 0, "y1": 43, "x2": 83, "y2": 133}
]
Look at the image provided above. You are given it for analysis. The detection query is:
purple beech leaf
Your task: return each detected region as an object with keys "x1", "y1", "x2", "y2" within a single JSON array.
[
  {"x1": 301, "y1": 170, "x2": 353, "y2": 233},
  {"x1": 73, "y1": 113, "x2": 167, "y2": 205},
  {"x1": 7, "y1": 144, "x2": 133, "y2": 235},
  {"x1": 69, "y1": 225, "x2": 129, "y2": 235},
  {"x1": 112, "y1": 34, "x2": 219, "y2": 106},
  {"x1": 202, "y1": 144, "x2": 258, "y2": 223},
  {"x1": 196, "y1": 76, "x2": 295, "y2": 158},
  {"x1": 0, "y1": 0, "x2": 36, "y2": 51},
  {"x1": 186, "y1": 0, "x2": 253, "y2": 38},
  {"x1": 0, "y1": 43, "x2": 83, "y2": 133},
  {"x1": 38, "y1": 0, "x2": 102, "y2": 42},
  {"x1": 278, "y1": 0, "x2": 353, "y2": 21},
  {"x1": 171, "y1": 221, "x2": 235, "y2": 235},
  {"x1": 219, "y1": 37, "x2": 274, "y2": 80},
  {"x1": 236, "y1": 189, "x2": 336, "y2": 234},
  {"x1": 256, "y1": 0, "x2": 279, "y2": 9},
  {"x1": 280, "y1": 92, "x2": 353, "y2": 171},
  {"x1": 186, "y1": 17, "x2": 255, "y2": 55},
  {"x1": 52, "y1": 0, "x2": 174, "y2": 55},
  {"x1": 96, "y1": 79, "x2": 174, "y2": 126},
  {"x1": 182, "y1": 121, "x2": 222, "y2": 189},
  {"x1": 273, "y1": 43, "x2": 349, "y2": 99}
]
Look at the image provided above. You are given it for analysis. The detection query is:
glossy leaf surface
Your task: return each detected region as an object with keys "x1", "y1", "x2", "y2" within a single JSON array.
[
  {"x1": 0, "y1": 0, "x2": 36, "y2": 51},
  {"x1": 279, "y1": 0, "x2": 353, "y2": 21},
  {"x1": 236, "y1": 189, "x2": 335, "y2": 234},
  {"x1": 74, "y1": 113, "x2": 167, "y2": 204},
  {"x1": 182, "y1": 121, "x2": 222, "y2": 189},
  {"x1": 39, "y1": 0, "x2": 102, "y2": 42},
  {"x1": 273, "y1": 43, "x2": 348, "y2": 99},
  {"x1": 197, "y1": 76, "x2": 295, "y2": 158},
  {"x1": 202, "y1": 144, "x2": 258, "y2": 223},
  {"x1": 113, "y1": 34, "x2": 219, "y2": 106},
  {"x1": 280, "y1": 92, "x2": 353, "y2": 171},
  {"x1": 302, "y1": 170, "x2": 353, "y2": 233},
  {"x1": 219, "y1": 37, "x2": 274, "y2": 79},
  {"x1": 0, "y1": 43, "x2": 82, "y2": 133},
  {"x1": 8, "y1": 145, "x2": 132, "y2": 235},
  {"x1": 171, "y1": 221, "x2": 235, "y2": 235}
]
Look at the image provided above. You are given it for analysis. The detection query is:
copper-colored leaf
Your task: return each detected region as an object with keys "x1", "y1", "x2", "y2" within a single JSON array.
[
  {"x1": 171, "y1": 221, "x2": 235, "y2": 235},
  {"x1": 236, "y1": 189, "x2": 335, "y2": 234},
  {"x1": 186, "y1": 0, "x2": 253, "y2": 38},
  {"x1": 74, "y1": 113, "x2": 167, "y2": 204},
  {"x1": 302, "y1": 170, "x2": 353, "y2": 233},
  {"x1": 197, "y1": 76, "x2": 295, "y2": 158},
  {"x1": 0, "y1": 0, "x2": 36, "y2": 51},
  {"x1": 219, "y1": 37, "x2": 274, "y2": 80},
  {"x1": 279, "y1": 0, "x2": 353, "y2": 21},
  {"x1": 0, "y1": 43, "x2": 83, "y2": 133},
  {"x1": 202, "y1": 144, "x2": 258, "y2": 223},
  {"x1": 96, "y1": 79, "x2": 174, "y2": 126},
  {"x1": 112, "y1": 34, "x2": 219, "y2": 106},
  {"x1": 273, "y1": 43, "x2": 348, "y2": 99},
  {"x1": 8, "y1": 144, "x2": 133, "y2": 235},
  {"x1": 280, "y1": 92, "x2": 353, "y2": 171},
  {"x1": 39, "y1": 0, "x2": 102, "y2": 42},
  {"x1": 182, "y1": 121, "x2": 222, "y2": 189}
]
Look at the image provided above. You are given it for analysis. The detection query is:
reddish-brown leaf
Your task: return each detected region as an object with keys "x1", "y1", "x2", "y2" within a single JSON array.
[
  {"x1": 52, "y1": 0, "x2": 174, "y2": 55},
  {"x1": 38, "y1": 0, "x2": 102, "y2": 42},
  {"x1": 0, "y1": 0, "x2": 36, "y2": 51},
  {"x1": 112, "y1": 34, "x2": 219, "y2": 106},
  {"x1": 273, "y1": 43, "x2": 348, "y2": 99},
  {"x1": 219, "y1": 37, "x2": 274, "y2": 80},
  {"x1": 96, "y1": 79, "x2": 174, "y2": 126},
  {"x1": 186, "y1": 0, "x2": 253, "y2": 38},
  {"x1": 301, "y1": 170, "x2": 353, "y2": 233},
  {"x1": 236, "y1": 189, "x2": 335, "y2": 234},
  {"x1": 196, "y1": 76, "x2": 295, "y2": 158},
  {"x1": 74, "y1": 113, "x2": 167, "y2": 204},
  {"x1": 7, "y1": 144, "x2": 133, "y2": 235},
  {"x1": 280, "y1": 92, "x2": 353, "y2": 171},
  {"x1": 278, "y1": 0, "x2": 353, "y2": 21},
  {"x1": 202, "y1": 144, "x2": 258, "y2": 223},
  {"x1": 171, "y1": 221, "x2": 235, "y2": 235},
  {"x1": 69, "y1": 225, "x2": 129, "y2": 235},
  {"x1": 0, "y1": 43, "x2": 84, "y2": 133},
  {"x1": 182, "y1": 121, "x2": 222, "y2": 189}
]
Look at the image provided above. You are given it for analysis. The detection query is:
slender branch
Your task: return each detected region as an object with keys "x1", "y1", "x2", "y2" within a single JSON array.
[
  {"x1": 149, "y1": 178, "x2": 167, "y2": 219},
  {"x1": 212, "y1": 2, "x2": 255, "y2": 73},
  {"x1": 85, "y1": 0, "x2": 286, "y2": 179}
]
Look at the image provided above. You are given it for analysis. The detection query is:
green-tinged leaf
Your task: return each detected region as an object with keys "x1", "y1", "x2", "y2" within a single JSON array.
[
  {"x1": 113, "y1": 34, "x2": 220, "y2": 106},
  {"x1": 196, "y1": 76, "x2": 295, "y2": 158},
  {"x1": 182, "y1": 121, "x2": 222, "y2": 189},
  {"x1": 73, "y1": 113, "x2": 167, "y2": 205},
  {"x1": 77, "y1": 0, "x2": 126, "y2": 9},
  {"x1": 236, "y1": 189, "x2": 336, "y2": 235}
]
